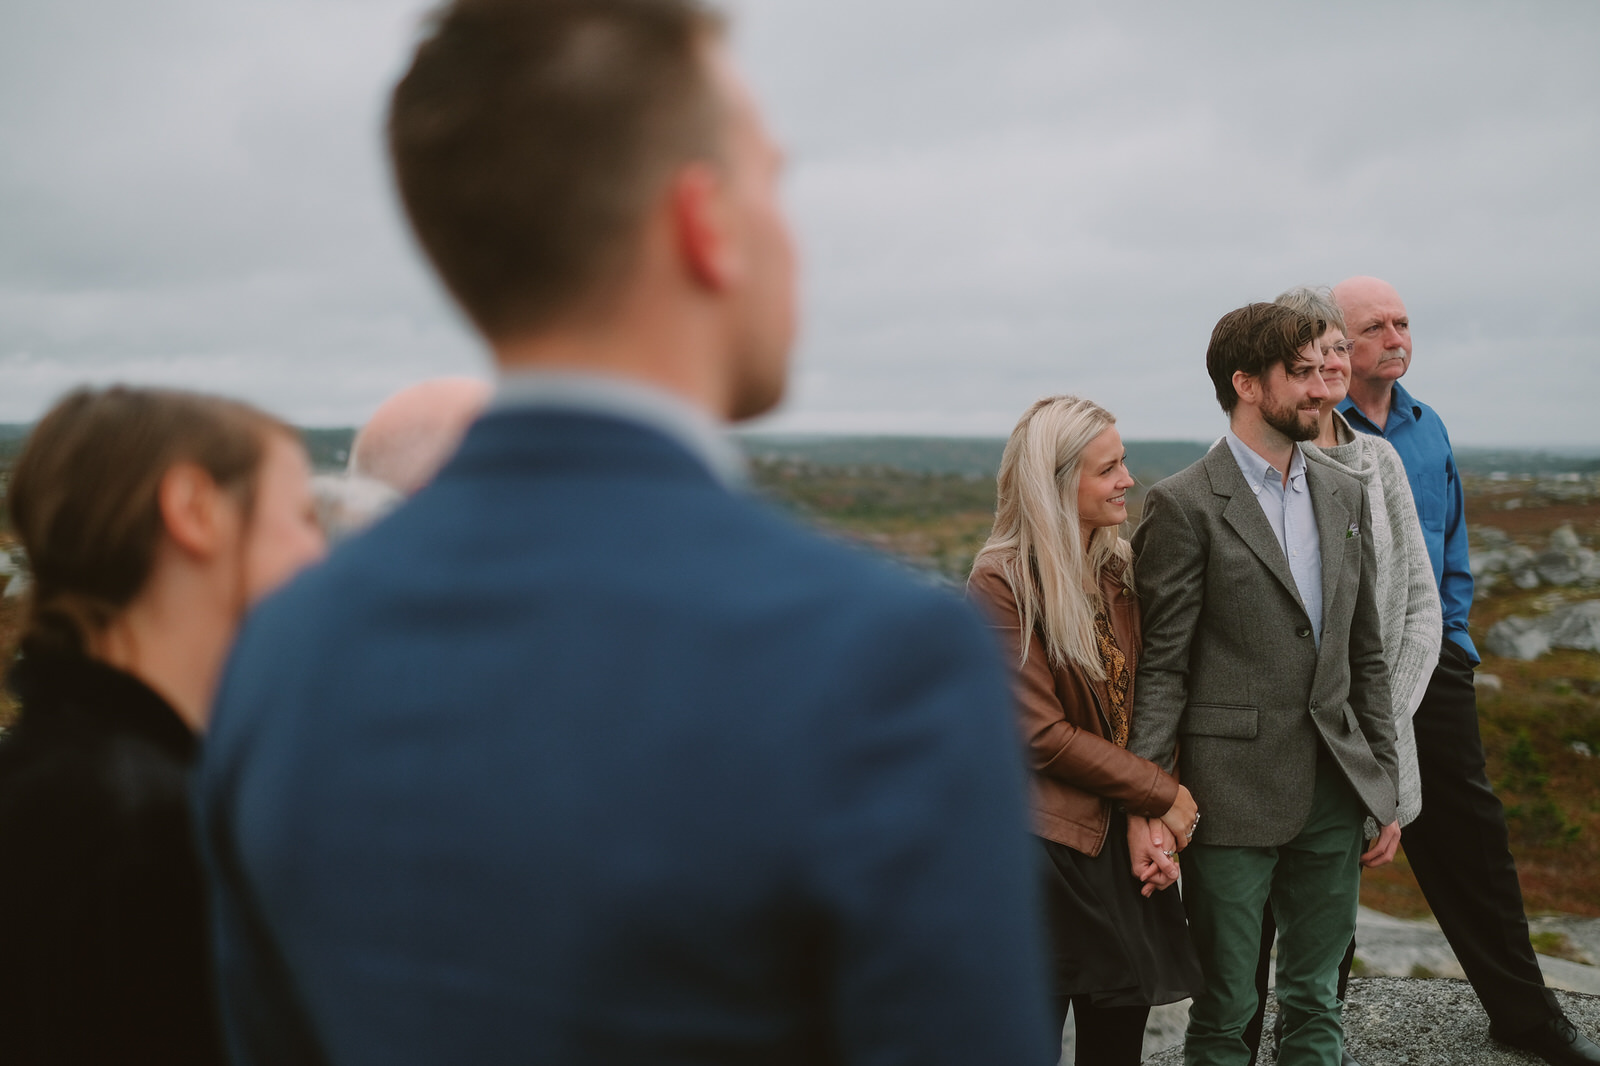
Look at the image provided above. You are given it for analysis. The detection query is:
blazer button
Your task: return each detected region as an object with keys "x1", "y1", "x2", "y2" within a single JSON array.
[{"x1": 1296, "y1": 625, "x2": 1312, "y2": 638}]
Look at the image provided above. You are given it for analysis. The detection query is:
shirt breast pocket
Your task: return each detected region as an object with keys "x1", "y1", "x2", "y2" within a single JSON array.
[{"x1": 1413, "y1": 461, "x2": 1448, "y2": 532}]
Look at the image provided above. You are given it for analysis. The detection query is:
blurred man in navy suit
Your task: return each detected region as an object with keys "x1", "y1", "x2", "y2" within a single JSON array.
[{"x1": 196, "y1": 2, "x2": 1053, "y2": 1063}]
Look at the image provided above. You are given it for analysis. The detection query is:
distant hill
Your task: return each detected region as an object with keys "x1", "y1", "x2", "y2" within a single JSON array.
[
  {"x1": 740, "y1": 434, "x2": 1210, "y2": 486},
  {"x1": 300, "y1": 427, "x2": 356, "y2": 471},
  {"x1": 0, "y1": 424, "x2": 29, "y2": 469},
  {"x1": 1455, "y1": 447, "x2": 1600, "y2": 477},
  {"x1": 0, "y1": 423, "x2": 356, "y2": 474},
  {"x1": 739, "y1": 435, "x2": 1006, "y2": 477},
  {"x1": 3, "y1": 421, "x2": 1599, "y2": 483}
]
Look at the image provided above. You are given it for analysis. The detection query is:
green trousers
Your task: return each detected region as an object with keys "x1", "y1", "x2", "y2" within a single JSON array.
[{"x1": 1181, "y1": 761, "x2": 1366, "y2": 1066}]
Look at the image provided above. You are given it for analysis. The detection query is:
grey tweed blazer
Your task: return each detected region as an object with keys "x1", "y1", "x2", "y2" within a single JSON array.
[{"x1": 1127, "y1": 439, "x2": 1399, "y2": 847}]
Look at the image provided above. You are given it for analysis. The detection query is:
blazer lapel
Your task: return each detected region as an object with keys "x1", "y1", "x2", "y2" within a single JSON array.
[
  {"x1": 1308, "y1": 460, "x2": 1353, "y2": 631},
  {"x1": 1205, "y1": 443, "x2": 1306, "y2": 612}
]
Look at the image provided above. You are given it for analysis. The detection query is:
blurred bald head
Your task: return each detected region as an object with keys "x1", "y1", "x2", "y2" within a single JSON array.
[{"x1": 349, "y1": 377, "x2": 491, "y2": 495}]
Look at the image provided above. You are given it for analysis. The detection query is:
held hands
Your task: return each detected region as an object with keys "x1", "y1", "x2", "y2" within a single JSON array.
[
  {"x1": 1157, "y1": 785, "x2": 1199, "y2": 854},
  {"x1": 1127, "y1": 815, "x2": 1181, "y2": 898},
  {"x1": 1128, "y1": 786, "x2": 1199, "y2": 898},
  {"x1": 1361, "y1": 821, "x2": 1401, "y2": 868}
]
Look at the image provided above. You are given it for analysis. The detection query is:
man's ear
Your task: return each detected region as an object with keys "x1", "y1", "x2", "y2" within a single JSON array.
[
  {"x1": 157, "y1": 462, "x2": 227, "y2": 558},
  {"x1": 670, "y1": 162, "x2": 737, "y2": 292},
  {"x1": 1231, "y1": 370, "x2": 1260, "y2": 407}
]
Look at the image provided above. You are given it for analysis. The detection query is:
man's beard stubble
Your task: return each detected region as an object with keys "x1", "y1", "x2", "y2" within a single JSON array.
[{"x1": 1261, "y1": 396, "x2": 1319, "y2": 443}]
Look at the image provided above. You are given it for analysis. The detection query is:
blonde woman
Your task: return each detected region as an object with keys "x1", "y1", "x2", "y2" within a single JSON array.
[{"x1": 968, "y1": 395, "x2": 1204, "y2": 1065}]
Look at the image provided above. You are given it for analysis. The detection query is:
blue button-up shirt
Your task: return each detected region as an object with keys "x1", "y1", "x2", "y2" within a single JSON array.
[
  {"x1": 1224, "y1": 431, "x2": 1324, "y2": 645},
  {"x1": 1339, "y1": 381, "x2": 1477, "y2": 662}
]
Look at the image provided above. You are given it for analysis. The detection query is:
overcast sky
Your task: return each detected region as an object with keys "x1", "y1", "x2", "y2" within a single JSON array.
[{"x1": 3, "y1": 1, "x2": 1597, "y2": 444}]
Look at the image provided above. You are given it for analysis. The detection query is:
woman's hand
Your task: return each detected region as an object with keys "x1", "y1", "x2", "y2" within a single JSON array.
[
  {"x1": 1157, "y1": 785, "x2": 1199, "y2": 853},
  {"x1": 1361, "y1": 821, "x2": 1401, "y2": 868},
  {"x1": 1127, "y1": 815, "x2": 1181, "y2": 897}
]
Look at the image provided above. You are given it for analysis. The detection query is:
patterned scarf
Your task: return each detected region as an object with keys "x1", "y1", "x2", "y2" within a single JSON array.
[{"x1": 1093, "y1": 607, "x2": 1131, "y2": 748}]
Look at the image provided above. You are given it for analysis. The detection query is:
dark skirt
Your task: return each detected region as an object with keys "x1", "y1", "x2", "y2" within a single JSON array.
[{"x1": 1037, "y1": 809, "x2": 1205, "y2": 1008}]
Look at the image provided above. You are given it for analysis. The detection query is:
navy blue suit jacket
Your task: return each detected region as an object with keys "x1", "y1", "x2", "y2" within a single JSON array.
[{"x1": 198, "y1": 409, "x2": 1052, "y2": 1065}]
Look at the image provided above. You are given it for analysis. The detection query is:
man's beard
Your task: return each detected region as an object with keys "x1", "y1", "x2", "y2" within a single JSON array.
[{"x1": 1261, "y1": 394, "x2": 1319, "y2": 442}]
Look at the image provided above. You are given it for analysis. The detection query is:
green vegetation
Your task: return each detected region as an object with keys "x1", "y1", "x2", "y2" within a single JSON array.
[
  {"x1": 750, "y1": 458, "x2": 996, "y2": 582},
  {"x1": 741, "y1": 434, "x2": 1208, "y2": 489},
  {"x1": 1499, "y1": 730, "x2": 1582, "y2": 848},
  {"x1": 753, "y1": 442, "x2": 1600, "y2": 920},
  {"x1": 1530, "y1": 930, "x2": 1588, "y2": 963},
  {"x1": 743, "y1": 437, "x2": 1211, "y2": 582}
]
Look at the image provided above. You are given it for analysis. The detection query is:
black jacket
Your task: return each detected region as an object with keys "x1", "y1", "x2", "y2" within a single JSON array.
[{"x1": 0, "y1": 651, "x2": 225, "y2": 1065}]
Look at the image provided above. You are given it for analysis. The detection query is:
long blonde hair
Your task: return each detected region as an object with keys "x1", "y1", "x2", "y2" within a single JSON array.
[{"x1": 972, "y1": 394, "x2": 1132, "y2": 678}]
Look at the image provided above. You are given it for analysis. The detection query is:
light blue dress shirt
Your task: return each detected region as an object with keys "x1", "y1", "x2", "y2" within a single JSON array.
[{"x1": 1224, "y1": 431, "x2": 1324, "y2": 645}]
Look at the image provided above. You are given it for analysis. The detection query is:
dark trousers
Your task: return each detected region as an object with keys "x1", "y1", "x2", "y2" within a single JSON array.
[
  {"x1": 1400, "y1": 639, "x2": 1559, "y2": 1035},
  {"x1": 1052, "y1": 996, "x2": 1150, "y2": 1066}
]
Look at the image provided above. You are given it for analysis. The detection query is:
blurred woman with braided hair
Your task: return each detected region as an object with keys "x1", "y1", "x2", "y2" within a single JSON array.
[{"x1": 0, "y1": 386, "x2": 324, "y2": 1065}]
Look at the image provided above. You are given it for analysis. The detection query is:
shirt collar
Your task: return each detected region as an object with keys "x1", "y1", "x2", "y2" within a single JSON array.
[
  {"x1": 492, "y1": 370, "x2": 747, "y2": 487},
  {"x1": 1224, "y1": 428, "x2": 1307, "y2": 496},
  {"x1": 1390, "y1": 381, "x2": 1423, "y2": 424},
  {"x1": 1338, "y1": 380, "x2": 1423, "y2": 433}
]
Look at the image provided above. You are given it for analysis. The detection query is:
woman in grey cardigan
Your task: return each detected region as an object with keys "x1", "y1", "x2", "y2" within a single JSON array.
[{"x1": 1244, "y1": 286, "x2": 1444, "y2": 1065}]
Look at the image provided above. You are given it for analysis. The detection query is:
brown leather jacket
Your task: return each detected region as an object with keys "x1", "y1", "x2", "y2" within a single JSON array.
[{"x1": 968, "y1": 553, "x2": 1179, "y2": 856}]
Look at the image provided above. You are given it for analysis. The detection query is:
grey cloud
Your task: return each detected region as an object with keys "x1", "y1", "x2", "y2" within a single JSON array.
[
  {"x1": 737, "y1": 1, "x2": 1600, "y2": 443},
  {"x1": 2, "y1": 0, "x2": 1597, "y2": 445}
]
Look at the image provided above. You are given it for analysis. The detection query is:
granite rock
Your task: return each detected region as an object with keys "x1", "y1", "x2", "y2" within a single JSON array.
[
  {"x1": 1476, "y1": 526, "x2": 1514, "y2": 551},
  {"x1": 1486, "y1": 600, "x2": 1600, "y2": 660},
  {"x1": 1537, "y1": 549, "x2": 1583, "y2": 587}
]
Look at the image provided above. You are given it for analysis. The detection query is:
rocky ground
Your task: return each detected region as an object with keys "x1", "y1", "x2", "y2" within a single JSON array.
[
  {"x1": 1477, "y1": 524, "x2": 1600, "y2": 661},
  {"x1": 1060, "y1": 908, "x2": 1600, "y2": 1063},
  {"x1": 1143, "y1": 979, "x2": 1600, "y2": 1065}
]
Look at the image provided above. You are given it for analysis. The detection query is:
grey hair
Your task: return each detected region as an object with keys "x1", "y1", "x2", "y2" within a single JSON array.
[
  {"x1": 310, "y1": 474, "x2": 402, "y2": 543},
  {"x1": 971, "y1": 394, "x2": 1132, "y2": 677},
  {"x1": 1275, "y1": 284, "x2": 1346, "y2": 335}
]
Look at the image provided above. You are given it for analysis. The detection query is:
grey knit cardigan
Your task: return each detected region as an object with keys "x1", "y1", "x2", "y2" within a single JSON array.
[{"x1": 1302, "y1": 412, "x2": 1442, "y2": 830}]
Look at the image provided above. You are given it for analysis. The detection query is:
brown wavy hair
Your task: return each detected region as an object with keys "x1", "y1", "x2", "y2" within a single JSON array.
[
  {"x1": 7, "y1": 386, "x2": 290, "y2": 660},
  {"x1": 1206, "y1": 302, "x2": 1325, "y2": 414}
]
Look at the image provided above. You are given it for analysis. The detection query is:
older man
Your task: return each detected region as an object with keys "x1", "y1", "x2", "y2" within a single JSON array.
[
  {"x1": 1334, "y1": 276, "x2": 1600, "y2": 1066},
  {"x1": 197, "y1": 2, "x2": 1052, "y2": 1064}
]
